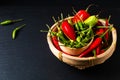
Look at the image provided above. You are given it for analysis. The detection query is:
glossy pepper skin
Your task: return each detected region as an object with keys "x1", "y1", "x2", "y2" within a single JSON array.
[
  {"x1": 72, "y1": 10, "x2": 90, "y2": 23},
  {"x1": 61, "y1": 20, "x2": 76, "y2": 41},
  {"x1": 84, "y1": 15, "x2": 98, "y2": 28}
]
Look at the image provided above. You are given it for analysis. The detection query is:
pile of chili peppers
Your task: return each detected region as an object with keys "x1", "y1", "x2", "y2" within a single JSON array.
[
  {"x1": 0, "y1": 19, "x2": 25, "y2": 40},
  {"x1": 47, "y1": 5, "x2": 113, "y2": 57}
]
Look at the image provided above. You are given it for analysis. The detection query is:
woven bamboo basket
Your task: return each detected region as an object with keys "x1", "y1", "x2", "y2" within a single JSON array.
[{"x1": 47, "y1": 17, "x2": 117, "y2": 70}]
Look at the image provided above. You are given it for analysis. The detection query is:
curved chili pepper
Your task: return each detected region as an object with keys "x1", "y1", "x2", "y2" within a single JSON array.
[
  {"x1": 79, "y1": 37, "x2": 102, "y2": 57},
  {"x1": 79, "y1": 27, "x2": 111, "y2": 57},
  {"x1": 12, "y1": 24, "x2": 26, "y2": 40},
  {"x1": 61, "y1": 20, "x2": 76, "y2": 41},
  {"x1": 51, "y1": 35, "x2": 61, "y2": 51}
]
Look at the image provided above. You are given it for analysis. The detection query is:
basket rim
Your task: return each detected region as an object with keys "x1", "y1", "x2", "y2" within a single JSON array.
[{"x1": 47, "y1": 17, "x2": 117, "y2": 61}]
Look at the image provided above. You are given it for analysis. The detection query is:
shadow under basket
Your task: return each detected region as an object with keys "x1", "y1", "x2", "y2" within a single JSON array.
[{"x1": 47, "y1": 19, "x2": 117, "y2": 70}]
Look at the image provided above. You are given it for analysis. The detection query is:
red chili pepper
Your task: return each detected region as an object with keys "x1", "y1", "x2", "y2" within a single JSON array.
[
  {"x1": 79, "y1": 37, "x2": 102, "y2": 57},
  {"x1": 72, "y1": 4, "x2": 95, "y2": 23},
  {"x1": 95, "y1": 27, "x2": 104, "y2": 55},
  {"x1": 61, "y1": 20, "x2": 76, "y2": 41},
  {"x1": 79, "y1": 27, "x2": 111, "y2": 57},
  {"x1": 72, "y1": 10, "x2": 90, "y2": 23},
  {"x1": 96, "y1": 45, "x2": 101, "y2": 55},
  {"x1": 51, "y1": 35, "x2": 61, "y2": 51},
  {"x1": 105, "y1": 19, "x2": 109, "y2": 41},
  {"x1": 96, "y1": 20, "x2": 103, "y2": 26},
  {"x1": 96, "y1": 28, "x2": 104, "y2": 36},
  {"x1": 100, "y1": 49, "x2": 105, "y2": 54}
]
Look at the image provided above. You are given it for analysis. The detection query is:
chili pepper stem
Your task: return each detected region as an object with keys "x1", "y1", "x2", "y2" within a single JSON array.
[
  {"x1": 100, "y1": 25, "x2": 112, "y2": 38},
  {"x1": 12, "y1": 19, "x2": 23, "y2": 22},
  {"x1": 85, "y1": 4, "x2": 94, "y2": 11}
]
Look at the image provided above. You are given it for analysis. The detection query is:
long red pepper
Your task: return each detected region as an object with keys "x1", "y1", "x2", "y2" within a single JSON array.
[
  {"x1": 96, "y1": 45, "x2": 101, "y2": 55},
  {"x1": 95, "y1": 21, "x2": 104, "y2": 56},
  {"x1": 95, "y1": 28, "x2": 104, "y2": 55},
  {"x1": 105, "y1": 19, "x2": 109, "y2": 41},
  {"x1": 79, "y1": 27, "x2": 111, "y2": 57},
  {"x1": 51, "y1": 35, "x2": 61, "y2": 51},
  {"x1": 79, "y1": 37, "x2": 102, "y2": 57}
]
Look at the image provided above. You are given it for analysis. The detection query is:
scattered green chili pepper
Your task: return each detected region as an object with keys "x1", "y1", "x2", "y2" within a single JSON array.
[
  {"x1": 12, "y1": 24, "x2": 26, "y2": 40},
  {"x1": 0, "y1": 19, "x2": 23, "y2": 25}
]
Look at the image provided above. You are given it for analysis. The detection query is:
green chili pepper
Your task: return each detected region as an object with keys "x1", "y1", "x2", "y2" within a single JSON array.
[
  {"x1": 84, "y1": 15, "x2": 98, "y2": 28},
  {"x1": 78, "y1": 21, "x2": 84, "y2": 30},
  {"x1": 74, "y1": 42, "x2": 82, "y2": 48},
  {"x1": 56, "y1": 30, "x2": 67, "y2": 43},
  {"x1": 0, "y1": 19, "x2": 23, "y2": 25},
  {"x1": 75, "y1": 22, "x2": 79, "y2": 31},
  {"x1": 12, "y1": 24, "x2": 26, "y2": 40}
]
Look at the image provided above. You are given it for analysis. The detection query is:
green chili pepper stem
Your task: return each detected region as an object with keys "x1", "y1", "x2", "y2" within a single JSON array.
[
  {"x1": 57, "y1": 31, "x2": 67, "y2": 43},
  {"x1": 96, "y1": 26, "x2": 110, "y2": 28},
  {"x1": 61, "y1": 13, "x2": 64, "y2": 20},
  {"x1": 52, "y1": 16, "x2": 57, "y2": 23},
  {"x1": 92, "y1": 49, "x2": 96, "y2": 57},
  {"x1": 12, "y1": 24, "x2": 26, "y2": 40},
  {"x1": 108, "y1": 15, "x2": 111, "y2": 22},
  {"x1": 12, "y1": 19, "x2": 23, "y2": 22},
  {"x1": 78, "y1": 22, "x2": 84, "y2": 30},
  {"x1": 85, "y1": 4, "x2": 96, "y2": 12},
  {"x1": 72, "y1": 7, "x2": 77, "y2": 14},
  {"x1": 46, "y1": 24, "x2": 58, "y2": 36},
  {"x1": 100, "y1": 25, "x2": 113, "y2": 38},
  {"x1": 75, "y1": 23, "x2": 79, "y2": 31},
  {"x1": 40, "y1": 30, "x2": 49, "y2": 32}
]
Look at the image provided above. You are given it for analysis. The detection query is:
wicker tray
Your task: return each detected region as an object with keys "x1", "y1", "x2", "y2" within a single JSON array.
[{"x1": 47, "y1": 17, "x2": 117, "y2": 70}]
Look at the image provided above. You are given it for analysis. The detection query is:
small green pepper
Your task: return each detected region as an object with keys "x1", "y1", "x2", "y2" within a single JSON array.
[
  {"x1": 56, "y1": 30, "x2": 67, "y2": 43},
  {"x1": 12, "y1": 24, "x2": 26, "y2": 40},
  {"x1": 75, "y1": 22, "x2": 79, "y2": 31},
  {"x1": 78, "y1": 21, "x2": 84, "y2": 30},
  {"x1": 0, "y1": 19, "x2": 23, "y2": 25},
  {"x1": 84, "y1": 15, "x2": 98, "y2": 28}
]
